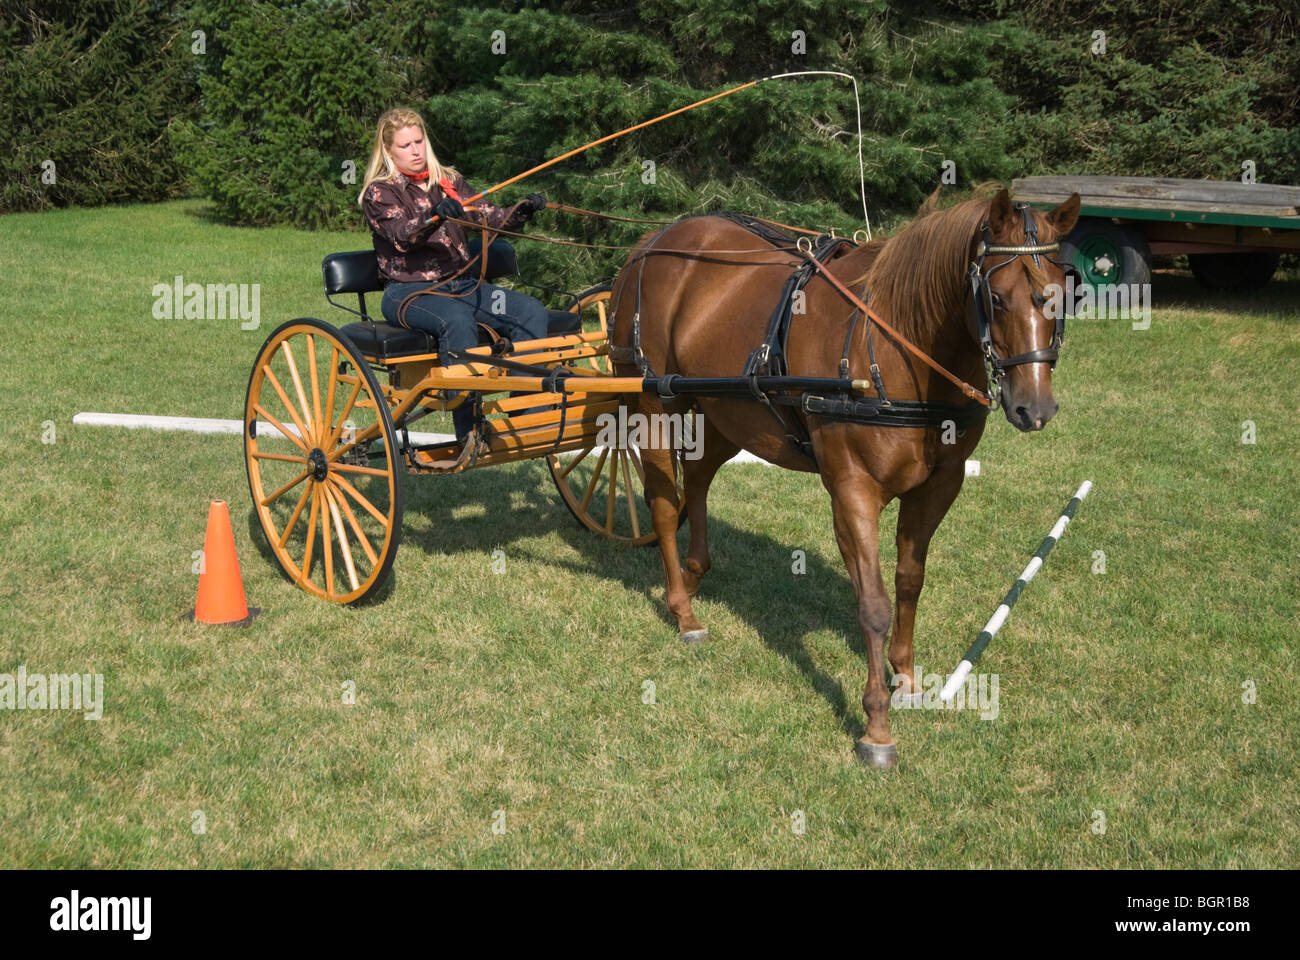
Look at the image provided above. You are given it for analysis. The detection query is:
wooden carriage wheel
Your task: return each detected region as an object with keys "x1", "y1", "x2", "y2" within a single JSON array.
[
  {"x1": 548, "y1": 440, "x2": 687, "y2": 546},
  {"x1": 548, "y1": 421, "x2": 689, "y2": 547},
  {"x1": 244, "y1": 318, "x2": 403, "y2": 604},
  {"x1": 548, "y1": 285, "x2": 688, "y2": 545},
  {"x1": 570, "y1": 283, "x2": 613, "y2": 373}
]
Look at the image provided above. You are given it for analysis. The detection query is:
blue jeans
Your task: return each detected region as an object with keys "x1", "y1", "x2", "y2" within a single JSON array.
[
  {"x1": 381, "y1": 276, "x2": 551, "y2": 440},
  {"x1": 381, "y1": 276, "x2": 549, "y2": 357}
]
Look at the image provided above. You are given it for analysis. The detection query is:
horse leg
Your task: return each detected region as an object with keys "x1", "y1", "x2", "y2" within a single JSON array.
[
  {"x1": 680, "y1": 413, "x2": 739, "y2": 597},
  {"x1": 890, "y1": 463, "x2": 966, "y2": 705},
  {"x1": 825, "y1": 477, "x2": 897, "y2": 768},
  {"x1": 637, "y1": 409, "x2": 709, "y2": 644}
]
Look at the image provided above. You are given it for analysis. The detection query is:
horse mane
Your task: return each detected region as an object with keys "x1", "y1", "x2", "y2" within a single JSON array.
[
  {"x1": 850, "y1": 195, "x2": 1064, "y2": 345},
  {"x1": 855, "y1": 197, "x2": 990, "y2": 344}
]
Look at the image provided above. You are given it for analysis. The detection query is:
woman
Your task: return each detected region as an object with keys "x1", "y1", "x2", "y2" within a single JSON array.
[{"x1": 357, "y1": 107, "x2": 549, "y2": 449}]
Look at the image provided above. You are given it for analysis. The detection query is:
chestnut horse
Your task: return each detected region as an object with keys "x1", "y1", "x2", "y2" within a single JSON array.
[{"x1": 608, "y1": 188, "x2": 1081, "y2": 767}]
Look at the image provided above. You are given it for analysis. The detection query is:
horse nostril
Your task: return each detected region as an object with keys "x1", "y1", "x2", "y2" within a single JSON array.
[{"x1": 1035, "y1": 417, "x2": 1043, "y2": 429}]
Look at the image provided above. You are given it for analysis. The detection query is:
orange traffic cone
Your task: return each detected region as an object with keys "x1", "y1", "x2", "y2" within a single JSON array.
[{"x1": 188, "y1": 500, "x2": 259, "y2": 626}]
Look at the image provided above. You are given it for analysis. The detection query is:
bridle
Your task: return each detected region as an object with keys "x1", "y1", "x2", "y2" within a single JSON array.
[{"x1": 968, "y1": 202, "x2": 1081, "y2": 404}]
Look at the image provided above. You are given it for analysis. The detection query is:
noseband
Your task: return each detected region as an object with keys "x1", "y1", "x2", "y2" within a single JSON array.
[{"x1": 968, "y1": 202, "x2": 1080, "y2": 401}]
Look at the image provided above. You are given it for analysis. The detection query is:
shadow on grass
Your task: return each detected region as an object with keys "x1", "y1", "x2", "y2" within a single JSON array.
[
  {"x1": 1151, "y1": 269, "x2": 1300, "y2": 320},
  {"x1": 389, "y1": 459, "x2": 871, "y2": 740}
]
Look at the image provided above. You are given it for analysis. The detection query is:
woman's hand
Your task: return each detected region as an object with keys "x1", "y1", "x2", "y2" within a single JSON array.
[
  {"x1": 433, "y1": 196, "x2": 466, "y2": 222},
  {"x1": 512, "y1": 193, "x2": 547, "y2": 223}
]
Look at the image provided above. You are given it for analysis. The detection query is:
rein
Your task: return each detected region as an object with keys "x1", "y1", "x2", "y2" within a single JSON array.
[{"x1": 799, "y1": 250, "x2": 994, "y2": 408}]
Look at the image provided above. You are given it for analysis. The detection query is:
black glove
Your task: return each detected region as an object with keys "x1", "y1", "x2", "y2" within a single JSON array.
[
  {"x1": 433, "y1": 196, "x2": 465, "y2": 222},
  {"x1": 513, "y1": 193, "x2": 547, "y2": 222}
]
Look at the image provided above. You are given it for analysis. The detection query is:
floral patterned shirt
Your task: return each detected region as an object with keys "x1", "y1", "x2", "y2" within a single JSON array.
[{"x1": 361, "y1": 171, "x2": 526, "y2": 285}]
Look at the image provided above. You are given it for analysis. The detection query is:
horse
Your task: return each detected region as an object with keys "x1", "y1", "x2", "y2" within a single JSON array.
[{"x1": 607, "y1": 187, "x2": 1081, "y2": 768}]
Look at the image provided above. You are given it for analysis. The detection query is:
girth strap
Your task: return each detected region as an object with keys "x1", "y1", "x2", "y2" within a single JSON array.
[{"x1": 739, "y1": 229, "x2": 857, "y2": 461}]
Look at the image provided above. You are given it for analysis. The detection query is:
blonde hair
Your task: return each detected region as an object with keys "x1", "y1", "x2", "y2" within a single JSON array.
[{"x1": 356, "y1": 107, "x2": 458, "y2": 206}]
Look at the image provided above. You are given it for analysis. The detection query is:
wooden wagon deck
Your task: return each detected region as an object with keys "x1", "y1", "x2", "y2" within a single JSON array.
[{"x1": 1012, "y1": 175, "x2": 1300, "y2": 290}]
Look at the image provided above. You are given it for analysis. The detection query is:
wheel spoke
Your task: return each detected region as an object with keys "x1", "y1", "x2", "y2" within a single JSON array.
[
  {"x1": 323, "y1": 345, "x2": 340, "y2": 440},
  {"x1": 322, "y1": 378, "x2": 362, "y2": 451},
  {"x1": 253, "y1": 403, "x2": 309, "y2": 453},
  {"x1": 620, "y1": 449, "x2": 639, "y2": 539},
  {"x1": 604, "y1": 449, "x2": 618, "y2": 533},
  {"x1": 328, "y1": 479, "x2": 378, "y2": 565},
  {"x1": 321, "y1": 478, "x2": 335, "y2": 596},
  {"x1": 556, "y1": 445, "x2": 591, "y2": 479},
  {"x1": 280, "y1": 340, "x2": 315, "y2": 441},
  {"x1": 251, "y1": 450, "x2": 309, "y2": 464},
  {"x1": 331, "y1": 471, "x2": 389, "y2": 526},
  {"x1": 627, "y1": 445, "x2": 646, "y2": 484},
  {"x1": 324, "y1": 486, "x2": 359, "y2": 592},
  {"x1": 328, "y1": 423, "x2": 383, "y2": 464},
  {"x1": 262, "y1": 364, "x2": 313, "y2": 450},
  {"x1": 306, "y1": 334, "x2": 324, "y2": 442},
  {"x1": 278, "y1": 483, "x2": 313, "y2": 549},
  {"x1": 261, "y1": 469, "x2": 310, "y2": 508},
  {"x1": 329, "y1": 461, "x2": 389, "y2": 477},
  {"x1": 580, "y1": 447, "x2": 609, "y2": 513},
  {"x1": 302, "y1": 484, "x2": 320, "y2": 580}
]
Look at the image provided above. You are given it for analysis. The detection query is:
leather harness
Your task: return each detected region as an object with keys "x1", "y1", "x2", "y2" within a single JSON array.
[{"x1": 619, "y1": 211, "x2": 1001, "y2": 464}]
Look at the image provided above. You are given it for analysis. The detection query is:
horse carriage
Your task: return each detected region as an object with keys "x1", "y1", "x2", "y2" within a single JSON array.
[
  {"x1": 243, "y1": 188, "x2": 1083, "y2": 766},
  {"x1": 243, "y1": 236, "x2": 685, "y2": 605}
]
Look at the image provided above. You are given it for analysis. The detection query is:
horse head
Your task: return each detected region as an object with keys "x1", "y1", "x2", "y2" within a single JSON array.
[{"x1": 968, "y1": 189, "x2": 1081, "y2": 431}]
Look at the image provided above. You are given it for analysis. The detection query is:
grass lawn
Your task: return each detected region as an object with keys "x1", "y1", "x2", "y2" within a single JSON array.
[{"x1": 0, "y1": 199, "x2": 1296, "y2": 867}]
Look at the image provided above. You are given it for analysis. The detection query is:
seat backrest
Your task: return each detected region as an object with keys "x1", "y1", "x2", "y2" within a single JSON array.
[
  {"x1": 322, "y1": 239, "x2": 519, "y2": 297},
  {"x1": 323, "y1": 251, "x2": 380, "y2": 295}
]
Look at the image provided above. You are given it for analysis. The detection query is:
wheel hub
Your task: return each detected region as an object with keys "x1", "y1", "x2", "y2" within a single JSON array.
[{"x1": 308, "y1": 448, "x2": 329, "y2": 481}]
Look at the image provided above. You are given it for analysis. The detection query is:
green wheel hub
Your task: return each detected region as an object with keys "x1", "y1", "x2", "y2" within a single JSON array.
[{"x1": 1073, "y1": 234, "x2": 1124, "y2": 285}]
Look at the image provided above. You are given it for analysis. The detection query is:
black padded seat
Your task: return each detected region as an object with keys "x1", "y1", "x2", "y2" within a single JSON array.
[
  {"x1": 341, "y1": 310, "x2": 581, "y2": 361},
  {"x1": 340, "y1": 322, "x2": 438, "y2": 360}
]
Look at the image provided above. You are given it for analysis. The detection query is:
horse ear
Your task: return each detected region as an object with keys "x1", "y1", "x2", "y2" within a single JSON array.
[
  {"x1": 1045, "y1": 192, "x2": 1081, "y2": 237},
  {"x1": 987, "y1": 188, "x2": 1014, "y2": 235},
  {"x1": 917, "y1": 185, "x2": 942, "y2": 218}
]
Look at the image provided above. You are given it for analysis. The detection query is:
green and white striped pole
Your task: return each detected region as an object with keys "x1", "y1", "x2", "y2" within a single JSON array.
[{"x1": 940, "y1": 480, "x2": 1093, "y2": 703}]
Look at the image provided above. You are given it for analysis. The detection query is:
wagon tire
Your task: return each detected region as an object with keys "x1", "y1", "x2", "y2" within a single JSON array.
[
  {"x1": 1059, "y1": 219, "x2": 1151, "y2": 290},
  {"x1": 1189, "y1": 251, "x2": 1280, "y2": 292},
  {"x1": 244, "y1": 318, "x2": 403, "y2": 604}
]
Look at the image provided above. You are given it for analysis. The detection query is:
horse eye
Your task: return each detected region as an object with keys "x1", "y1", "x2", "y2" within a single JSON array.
[{"x1": 990, "y1": 292, "x2": 1004, "y2": 309}]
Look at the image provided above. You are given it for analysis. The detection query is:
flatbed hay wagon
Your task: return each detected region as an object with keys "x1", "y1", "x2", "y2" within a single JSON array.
[{"x1": 1013, "y1": 175, "x2": 1300, "y2": 292}]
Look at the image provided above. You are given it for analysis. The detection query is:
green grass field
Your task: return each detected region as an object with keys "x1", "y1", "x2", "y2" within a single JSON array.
[{"x1": 1, "y1": 200, "x2": 1296, "y2": 868}]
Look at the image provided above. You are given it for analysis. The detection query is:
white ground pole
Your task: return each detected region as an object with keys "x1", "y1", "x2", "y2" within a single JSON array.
[
  {"x1": 71, "y1": 413, "x2": 980, "y2": 473},
  {"x1": 939, "y1": 480, "x2": 1093, "y2": 703}
]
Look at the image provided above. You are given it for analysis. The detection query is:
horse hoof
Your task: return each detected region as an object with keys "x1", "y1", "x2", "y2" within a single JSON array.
[
  {"x1": 680, "y1": 629, "x2": 708, "y2": 645},
  {"x1": 854, "y1": 740, "x2": 899, "y2": 769}
]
